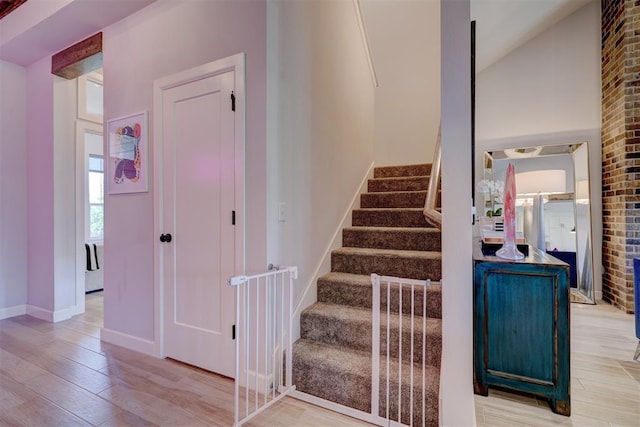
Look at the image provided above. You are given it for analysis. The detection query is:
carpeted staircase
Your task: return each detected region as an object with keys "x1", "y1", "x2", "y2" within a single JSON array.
[{"x1": 292, "y1": 164, "x2": 442, "y2": 426}]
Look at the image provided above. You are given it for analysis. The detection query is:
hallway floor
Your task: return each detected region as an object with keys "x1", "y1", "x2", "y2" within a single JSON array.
[
  {"x1": 0, "y1": 293, "x2": 638, "y2": 426},
  {"x1": 0, "y1": 292, "x2": 369, "y2": 426}
]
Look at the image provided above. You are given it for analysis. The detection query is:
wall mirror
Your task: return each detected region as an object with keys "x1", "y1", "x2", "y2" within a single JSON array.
[{"x1": 482, "y1": 142, "x2": 595, "y2": 304}]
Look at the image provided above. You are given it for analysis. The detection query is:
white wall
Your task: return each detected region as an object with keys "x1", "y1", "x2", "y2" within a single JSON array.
[
  {"x1": 475, "y1": 0, "x2": 602, "y2": 298},
  {"x1": 26, "y1": 56, "x2": 55, "y2": 313},
  {"x1": 492, "y1": 155, "x2": 575, "y2": 194},
  {"x1": 53, "y1": 76, "x2": 78, "y2": 313},
  {"x1": 0, "y1": 60, "x2": 27, "y2": 317},
  {"x1": 475, "y1": 1, "x2": 600, "y2": 141},
  {"x1": 267, "y1": 0, "x2": 376, "y2": 335},
  {"x1": 361, "y1": 0, "x2": 441, "y2": 166},
  {"x1": 101, "y1": 0, "x2": 267, "y2": 344},
  {"x1": 23, "y1": 57, "x2": 81, "y2": 321},
  {"x1": 440, "y1": 0, "x2": 475, "y2": 425}
]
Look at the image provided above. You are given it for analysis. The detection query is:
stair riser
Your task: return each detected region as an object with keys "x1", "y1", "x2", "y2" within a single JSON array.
[
  {"x1": 360, "y1": 191, "x2": 426, "y2": 208},
  {"x1": 292, "y1": 358, "x2": 438, "y2": 427},
  {"x1": 332, "y1": 252, "x2": 442, "y2": 281},
  {"x1": 374, "y1": 164, "x2": 431, "y2": 178},
  {"x1": 343, "y1": 228, "x2": 441, "y2": 251},
  {"x1": 300, "y1": 313, "x2": 441, "y2": 365},
  {"x1": 292, "y1": 359, "x2": 372, "y2": 413},
  {"x1": 379, "y1": 381, "x2": 439, "y2": 427},
  {"x1": 352, "y1": 210, "x2": 427, "y2": 227},
  {"x1": 317, "y1": 281, "x2": 442, "y2": 319},
  {"x1": 361, "y1": 191, "x2": 441, "y2": 209},
  {"x1": 368, "y1": 177, "x2": 429, "y2": 192}
]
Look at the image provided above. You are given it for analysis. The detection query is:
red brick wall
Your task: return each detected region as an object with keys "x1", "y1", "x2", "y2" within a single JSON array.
[{"x1": 602, "y1": 0, "x2": 639, "y2": 313}]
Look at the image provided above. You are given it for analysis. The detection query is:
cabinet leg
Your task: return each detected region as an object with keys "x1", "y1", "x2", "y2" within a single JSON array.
[
  {"x1": 473, "y1": 382, "x2": 488, "y2": 396},
  {"x1": 550, "y1": 398, "x2": 570, "y2": 416}
]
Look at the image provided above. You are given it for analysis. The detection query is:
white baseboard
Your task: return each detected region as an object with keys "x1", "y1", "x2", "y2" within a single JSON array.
[
  {"x1": 53, "y1": 305, "x2": 83, "y2": 322},
  {"x1": 26, "y1": 304, "x2": 83, "y2": 323},
  {"x1": 26, "y1": 304, "x2": 54, "y2": 322},
  {"x1": 239, "y1": 369, "x2": 274, "y2": 394},
  {"x1": 101, "y1": 327, "x2": 160, "y2": 357},
  {"x1": 0, "y1": 304, "x2": 26, "y2": 320},
  {"x1": 290, "y1": 390, "x2": 385, "y2": 426}
]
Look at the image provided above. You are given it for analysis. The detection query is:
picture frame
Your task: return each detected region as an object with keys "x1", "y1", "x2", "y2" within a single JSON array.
[{"x1": 107, "y1": 111, "x2": 148, "y2": 194}]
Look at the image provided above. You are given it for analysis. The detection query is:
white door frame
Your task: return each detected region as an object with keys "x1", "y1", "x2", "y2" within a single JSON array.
[
  {"x1": 75, "y1": 119, "x2": 104, "y2": 317},
  {"x1": 152, "y1": 53, "x2": 246, "y2": 357},
  {"x1": 74, "y1": 72, "x2": 104, "y2": 319}
]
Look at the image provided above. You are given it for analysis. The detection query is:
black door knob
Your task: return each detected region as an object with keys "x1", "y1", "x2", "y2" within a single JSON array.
[{"x1": 160, "y1": 233, "x2": 173, "y2": 243}]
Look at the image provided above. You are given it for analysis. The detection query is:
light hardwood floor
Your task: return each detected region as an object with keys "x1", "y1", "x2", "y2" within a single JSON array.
[
  {"x1": 0, "y1": 292, "x2": 371, "y2": 426},
  {"x1": 0, "y1": 293, "x2": 638, "y2": 426}
]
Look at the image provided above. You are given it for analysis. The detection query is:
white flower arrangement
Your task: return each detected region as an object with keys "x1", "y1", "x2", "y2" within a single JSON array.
[{"x1": 477, "y1": 179, "x2": 504, "y2": 217}]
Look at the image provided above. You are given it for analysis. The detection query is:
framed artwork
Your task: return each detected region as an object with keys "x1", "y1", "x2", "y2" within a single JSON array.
[{"x1": 107, "y1": 111, "x2": 148, "y2": 194}]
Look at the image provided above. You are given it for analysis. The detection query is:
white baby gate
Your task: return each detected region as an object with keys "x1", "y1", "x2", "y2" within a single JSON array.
[
  {"x1": 227, "y1": 267, "x2": 297, "y2": 426},
  {"x1": 291, "y1": 274, "x2": 435, "y2": 427},
  {"x1": 371, "y1": 273, "x2": 434, "y2": 427}
]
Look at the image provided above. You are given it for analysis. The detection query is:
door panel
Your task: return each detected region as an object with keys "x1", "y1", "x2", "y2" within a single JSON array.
[{"x1": 161, "y1": 70, "x2": 236, "y2": 377}]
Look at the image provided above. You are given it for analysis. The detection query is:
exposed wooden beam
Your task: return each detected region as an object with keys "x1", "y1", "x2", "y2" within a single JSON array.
[
  {"x1": 52, "y1": 32, "x2": 103, "y2": 80},
  {"x1": 0, "y1": 0, "x2": 28, "y2": 20}
]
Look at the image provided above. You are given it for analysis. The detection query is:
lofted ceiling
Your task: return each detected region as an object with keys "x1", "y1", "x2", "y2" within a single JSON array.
[
  {"x1": 471, "y1": 0, "x2": 593, "y2": 72},
  {"x1": 0, "y1": 0, "x2": 156, "y2": 66},
  {"x1": 0, "y1": 0, "x2": 594, "y2": 72}
]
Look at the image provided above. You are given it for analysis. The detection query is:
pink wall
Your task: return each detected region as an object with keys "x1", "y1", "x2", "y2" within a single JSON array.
[
  {"x1": 102, "y1": 0, "x2": 266, "y2": 343},
  {"x1": 0, "y1": 60, "x2": 27, "y2": 312},
  {"x1": 26, "y1": 57, "x2": 55, "y2": 311}
]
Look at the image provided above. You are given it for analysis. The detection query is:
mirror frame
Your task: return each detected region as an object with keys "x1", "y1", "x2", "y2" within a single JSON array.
[{"x1": 481, "y1": 142, "x2": 596, "y2": 304}]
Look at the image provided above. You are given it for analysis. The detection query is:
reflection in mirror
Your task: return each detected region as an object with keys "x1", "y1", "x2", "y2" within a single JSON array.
[{"x1": 482, "y1": 143, "x2": 595, "y2": 304}]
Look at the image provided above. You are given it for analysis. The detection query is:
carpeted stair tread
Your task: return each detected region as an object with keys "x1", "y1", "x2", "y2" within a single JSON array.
[
  {"x1": 331, "y1": 247, "x2": 442, "y2": 280},
  {"x1": 317, "y1": 272, "x2": 442, "y2": 318},
  {"x1": 333, "y1": 246, "x2": 441, "y2": 259},
  {"x1": 292, "y1": 339, "x2": 440, "y2": 426},
  {"x1": 352, "y1": 208, "x2": 428, "y2": 228},
  {"x1": 373, "y1": 163, "x2": 431, "y2": 178},
  {"x1": 301, "y1": 302, "x2": 442, "y2": 365},
  {"x1": 361, "y1": 190, "x2": 427, "y2": 208},
  {"x1": 368, "y1": 176, "x2": 429, "y2": 193},
  {"x1": 343, "y1": 226, "x2": 441, "y2": 251},
  {"x1": 302, "y1": 301, "x2": 442, "y2": 334}
]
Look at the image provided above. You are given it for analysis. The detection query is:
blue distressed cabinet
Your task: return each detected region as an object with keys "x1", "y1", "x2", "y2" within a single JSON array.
[{"x1": 473, "y1": 243, "x2": 571, "y2": 416}]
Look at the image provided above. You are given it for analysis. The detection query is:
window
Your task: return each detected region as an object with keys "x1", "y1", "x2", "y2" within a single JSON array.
[
  {"x1": 76, "y1": 70, "x2": 104, "y2": 243},
  {"x1": 77, "y1": 122, "x2": 103, "y2": 243},
  {"x1": 77, "y1": 71, "x2": 103, "y2": 124},
  {"x1": 88, "y1": 155, "x2": 104, "y2": 240}
]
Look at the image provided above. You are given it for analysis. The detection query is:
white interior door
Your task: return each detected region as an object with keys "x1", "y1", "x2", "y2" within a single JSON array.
[{"x1": 157, "y1": 59, "x2": 242, "y2": 378}]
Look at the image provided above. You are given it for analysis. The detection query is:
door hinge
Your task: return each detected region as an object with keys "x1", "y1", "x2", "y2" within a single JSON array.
[
  {"x1": 231, "y1": 91, "x2": 235, "y2": 112},
  {"x1": 232, "y1": 210, "x2": 236, "y2": 225},
  {"x1": 232, "y1": 324, "x2": 236, "y2": 340}
]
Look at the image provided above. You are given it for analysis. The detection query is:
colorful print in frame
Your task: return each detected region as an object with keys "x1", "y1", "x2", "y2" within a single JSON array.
[{"x1": 107, "y1": 111, "x2": 148, "y2": 194}]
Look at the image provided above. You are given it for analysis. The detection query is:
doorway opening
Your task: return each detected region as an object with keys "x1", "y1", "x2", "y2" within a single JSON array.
[{"x1": 76, "y1": 70, "x2": 105, "y2": 319}]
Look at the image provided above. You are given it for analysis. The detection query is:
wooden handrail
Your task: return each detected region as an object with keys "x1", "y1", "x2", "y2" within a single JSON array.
[{"x1": 424, "y1": 126, "x2": 442, "y2": 229}]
